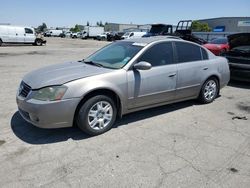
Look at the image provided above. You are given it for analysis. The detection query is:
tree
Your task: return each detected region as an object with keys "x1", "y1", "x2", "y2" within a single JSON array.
[
  {"x1": 191, "y1": 21, "x2": 211, "y2": 32},
  {"x1": 96, "y1": 21, "x2": 100, "y2": 26},
  {"x1": 70, "y1": 24, "x2": 81, "y2": 32},
  {"x1": 99, "y1": 21, "x2": 104, "y2": 27},
  {"x1": 87, "y1": 21, "x2": 90, "y2": 26},
  {"x1": 37, "y1": 22, "x2": 47, "y2": 33}
]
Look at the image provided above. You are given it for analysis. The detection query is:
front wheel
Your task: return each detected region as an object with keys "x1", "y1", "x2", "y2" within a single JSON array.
[
  {"x1": 35, "y1": 39, "x2": 43, "y2": 46},
  {"x1": 199, "y1": 78, "x2": 219, "y2": 104},
  {"x1": 77, "y1": 95, "x2": 117, "y2": 136}
]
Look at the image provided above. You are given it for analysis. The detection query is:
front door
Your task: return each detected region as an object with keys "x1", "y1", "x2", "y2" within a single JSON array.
[
  {"x1": 24, "y1": 28, "x2": 35, "y2": 43},
  {"x1": 127, "y1": 42, "x2": 177, "y2": 109}
]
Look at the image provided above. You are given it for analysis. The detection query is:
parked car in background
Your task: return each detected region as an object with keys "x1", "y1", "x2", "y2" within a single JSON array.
[
  {"x1": 121, "y1": 32, "x2": 147, "y2": 39},
  {"x1": 96, "y1": 32, "x2": 110, "y2": 41},
  {"x1": 60, "y1": 31, "x2": 72, "y2": 38},
  {"x1": 107, "y1": 32, "x2": 125, "y2": 41},
  {"x1": 44, "y1": 29, "x2": 63, "y2": 37},
  {"x1": 71, "y1": 32, "x2": 81, "y2": 38},
  {"x1": 0, "y1": 25, "x2": 46, "y2": 46},
  {"x1": 203, "y1": 37, "x2": 229, "y2": 56},
  {"x1": 223, "y1": 33, "x2": 250, "y2": 82},
  {"x1": 143, "y1": 24, "x2": 173, "y2": 37},
  {"x1": 16, "y1": 36, "x2": 230, "y2": 136}
]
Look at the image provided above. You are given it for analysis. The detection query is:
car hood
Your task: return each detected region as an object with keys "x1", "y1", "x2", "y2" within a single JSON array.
[
  {"x1": 23, "y1": 61, "x2": 112, "y2": 89},
  {"x1": 228, "y1": 33, "x2": 250, "y2": 50}
]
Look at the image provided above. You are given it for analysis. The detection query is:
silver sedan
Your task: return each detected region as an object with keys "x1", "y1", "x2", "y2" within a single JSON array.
[{"x1": 16, "y1": 36, "x2": 230, "y2": 135}]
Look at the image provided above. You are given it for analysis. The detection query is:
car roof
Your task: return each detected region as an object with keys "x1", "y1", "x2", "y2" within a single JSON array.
[{"x1": 124, "y1": 36, "x2": 182, "y2": 44}]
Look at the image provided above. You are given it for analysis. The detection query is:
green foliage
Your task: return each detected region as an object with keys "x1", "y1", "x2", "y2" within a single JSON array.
[
  {"x1": 70, "y1": 24, "x2": 81, "y2": 32},
  {"x1": 191, "y1": 21, "x2": 211, "y2": 32},
  {"x1": 96, "y1": 21, "x2": 104, "y2": 27}
]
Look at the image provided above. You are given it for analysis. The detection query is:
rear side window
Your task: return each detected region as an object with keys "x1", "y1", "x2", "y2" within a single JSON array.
[
  {"x1": 25, "y1": 28, "x2": 33, "y2": 34},
  {"x1": 137, "y1": 42, "x2": 174, "y2": 67},
  {"x1": 175, "y1": 42, "x2": 202, "y2": 63},
  {"x1": 201, "y1": 48, "x2": 209, "y2": 60}
]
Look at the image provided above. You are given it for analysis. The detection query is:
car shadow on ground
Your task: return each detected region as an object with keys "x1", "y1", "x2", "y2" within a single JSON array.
[
  {"x1": 11, "y1": 100, "x2": 196, "y2": 145},
  {"x1": 228, "y1": 80, "x2": 250, "y2": 89}
]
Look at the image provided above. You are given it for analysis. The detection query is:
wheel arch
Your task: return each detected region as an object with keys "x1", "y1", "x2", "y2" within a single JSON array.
[
  {"x1": 73, "y1": 88, "x2": 123, "y2": 126},
  {"x1": 201, "y1": 74, "x2": 220, "y2": 95}
]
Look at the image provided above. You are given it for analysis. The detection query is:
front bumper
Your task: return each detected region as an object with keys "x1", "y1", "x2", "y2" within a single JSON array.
[{"x1": 16, "y1": 95, "x2": 81, "y2": 128}]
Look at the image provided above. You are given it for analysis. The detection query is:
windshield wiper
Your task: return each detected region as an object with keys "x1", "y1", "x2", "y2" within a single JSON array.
[{"x1": 83, "y1": 60, "x2": 104, "y2": 68}]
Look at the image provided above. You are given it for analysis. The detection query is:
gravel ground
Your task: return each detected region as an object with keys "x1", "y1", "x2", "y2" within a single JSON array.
[{"x1": 0, "y1": 37, "x2": 249, "y2": 188}]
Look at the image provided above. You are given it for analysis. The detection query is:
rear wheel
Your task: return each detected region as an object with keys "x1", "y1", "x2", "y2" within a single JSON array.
[
  {"x1": 77, "y1": 95, "x2": 117, "y2": 136},
  {"x1": 199, "y1": 78, "x2": 219, "y2": 104}
]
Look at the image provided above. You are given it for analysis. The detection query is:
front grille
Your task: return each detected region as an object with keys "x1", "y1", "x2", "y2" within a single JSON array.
[{"x1": 19, "y1": 81, "x2": 31, "y2": 98}]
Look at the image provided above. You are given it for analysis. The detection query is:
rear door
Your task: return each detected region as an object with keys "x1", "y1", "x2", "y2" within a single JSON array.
[
  {"x1": 174, "y1": 41, "x2": 209, "y2": 99},
  {"x1": 24, "y1": 28, "x2": 35, "y2": 43},
  {"x1": 127, "y1": 42, "x2": 177, "y2": 109}
]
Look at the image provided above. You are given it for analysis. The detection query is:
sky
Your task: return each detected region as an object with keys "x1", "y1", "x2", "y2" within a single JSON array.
[{"x1": 0, "y1": 0, "x2": 250, "y2": 28}]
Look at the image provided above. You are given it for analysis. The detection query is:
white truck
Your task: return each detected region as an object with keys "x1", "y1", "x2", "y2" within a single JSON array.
[
  {"x1": 121, "y1": 31, "x2": 147, "y2": 39},
  {"x1": 81, "y1": 26, "x2": 104, "y2": 39},
  {"x1": 44, "y1": 29, "x2": 63, "y2": 37},
  {"x1": 0, "y1": 25, "x2": 46, "y2": 46}
]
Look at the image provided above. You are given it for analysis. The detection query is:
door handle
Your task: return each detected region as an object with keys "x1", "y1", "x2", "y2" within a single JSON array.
[
  {"x1": 168, "y1": 73, "x2": 176, "y2": 77},
  {"x1": 203, "y1": 67, "x2": 208, "y2": 70}
]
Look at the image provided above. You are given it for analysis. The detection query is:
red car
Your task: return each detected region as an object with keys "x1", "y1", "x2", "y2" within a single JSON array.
[{"x1": 203, "y1": 37, "x2": 229, "y2": 56}]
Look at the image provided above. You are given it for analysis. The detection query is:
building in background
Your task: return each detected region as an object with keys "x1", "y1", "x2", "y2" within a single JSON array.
[
  {"x1": 198, "y1": 17, "x2": 250, "y2": 32},
  {"x1": 105, "y1": 23, "x2": 140, "y2": 32}
]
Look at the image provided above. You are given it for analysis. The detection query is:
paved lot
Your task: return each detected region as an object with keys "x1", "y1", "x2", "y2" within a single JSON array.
[{"x1": 0, "y1": 38, "x2": 249, "y2": 188}]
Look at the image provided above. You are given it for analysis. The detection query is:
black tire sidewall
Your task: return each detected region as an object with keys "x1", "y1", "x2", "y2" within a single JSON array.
[
  {"x1": 35, "y1": 39, "x2": 42, "y2": 46},
  {"x1": 77, "y1": 95, "x2": 117, "y2": 135},
  {"x1": 200, "y1": 78, "x2": 218, "y2": 104}
]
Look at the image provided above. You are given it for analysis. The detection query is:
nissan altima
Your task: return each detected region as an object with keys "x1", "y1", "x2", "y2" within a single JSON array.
[{"x1": 16, "y1": 36, "x2": 230, "y2": 135}]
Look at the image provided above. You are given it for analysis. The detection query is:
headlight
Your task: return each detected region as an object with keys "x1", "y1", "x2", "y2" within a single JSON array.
[{"x1": 32, "y1": 86, "x2": 68, "y2": 101}]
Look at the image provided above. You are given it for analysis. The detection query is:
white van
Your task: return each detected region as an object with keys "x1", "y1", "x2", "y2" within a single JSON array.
[
  {"x1": 121, "y1": 32, "x2": 147, "y2": 39},
  {"x1": 0, "y1": 25, "x2": 46, "y2": 46},
  {"x1": 44, "y1": 29, "x2": 63, "y2": 37}
]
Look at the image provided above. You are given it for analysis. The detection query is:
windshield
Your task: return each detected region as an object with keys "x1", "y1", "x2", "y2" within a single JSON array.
[
  {"x1": 210, "y1": 38, "x2": 228, "y2": 44},
  {"x1": 123, "y1": 33, "x2": 130, "y2": 36},
  {"x1": 150, "y1": 25, "x2": 171, "y2": 34},
  {"x1": 84, "y1": 41, "x2": 143, "y2": 69}
]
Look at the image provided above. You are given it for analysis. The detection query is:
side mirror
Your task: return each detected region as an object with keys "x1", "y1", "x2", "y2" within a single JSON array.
[{"x1": 133, "y1": 61, "x2": 152, "y2": 70}]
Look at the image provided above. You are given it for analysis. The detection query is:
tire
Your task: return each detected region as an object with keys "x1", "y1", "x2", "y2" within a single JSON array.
[
  {"x1": 35, "y1": 39, "x2": 42, "y2": 46},
  {"x1": 199, "y1": 77, "x2": 219, "y2": 104},
  {"x1": 77, "y1": 95, "x2": 117, "y2": 136}
]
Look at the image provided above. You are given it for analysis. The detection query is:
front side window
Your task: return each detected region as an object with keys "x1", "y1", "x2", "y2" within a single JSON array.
[
  {"x1": 25, "y1": 28, "x2": 33, "y2": 34},
  {"x1": 85, "y1": 41, "x2": 143, "y2": 69},
  {"x1": 175, "y1": 42, "x2": 202, "y2": 63},
  {"x1": 137, "y1": 42, "x2": 174, "y2": 67}
]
